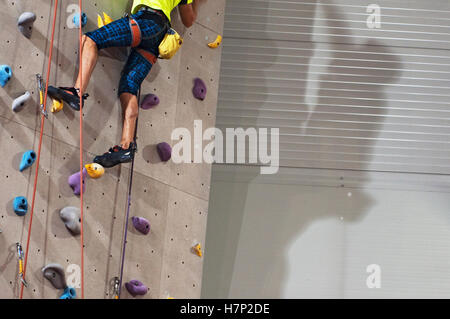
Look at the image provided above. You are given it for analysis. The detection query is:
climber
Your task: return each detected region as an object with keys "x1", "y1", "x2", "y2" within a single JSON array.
[{"x1": 47, "y1": 0, "x2": 201, "y2": 168}]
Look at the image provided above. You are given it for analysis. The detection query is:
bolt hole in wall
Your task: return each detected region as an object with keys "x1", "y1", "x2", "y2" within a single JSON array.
[{"x1": 202, "y1": 0, "x2": 450, "y2": 299}]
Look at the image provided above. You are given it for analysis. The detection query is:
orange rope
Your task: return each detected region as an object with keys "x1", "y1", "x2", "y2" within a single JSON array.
[
  {"x1": 20, "y1": 0, "x2": 59, "y2": 299},
  {"x1": 78, "y1": 0, "x2": 85, "y2": 299}
]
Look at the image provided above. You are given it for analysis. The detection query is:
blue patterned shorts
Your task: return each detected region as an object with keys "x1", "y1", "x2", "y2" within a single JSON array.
[{"x1": 85, "y1": 10, "x2": 168, "y2": 96}]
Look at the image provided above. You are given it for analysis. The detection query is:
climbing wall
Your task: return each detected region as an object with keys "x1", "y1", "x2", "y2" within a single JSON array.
[{"x1": 0, "y1": 0, "x2": 225, "y2": 299}]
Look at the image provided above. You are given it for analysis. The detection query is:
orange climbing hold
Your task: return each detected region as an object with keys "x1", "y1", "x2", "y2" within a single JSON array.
[
  {"x1": 85, "y1": 163, "x2": 105, "y2": 178},
  {"x1": 192, "y1": 243, "x2": 202, "y2": 257}
]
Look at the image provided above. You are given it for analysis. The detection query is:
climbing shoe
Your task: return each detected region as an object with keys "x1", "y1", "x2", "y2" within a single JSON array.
[
  {"x1": 93, "y1": 142, "x2": 137, "y2": 168},
  {"x1": 47, "y1": 86, "x2": 88, "y2": 111}
]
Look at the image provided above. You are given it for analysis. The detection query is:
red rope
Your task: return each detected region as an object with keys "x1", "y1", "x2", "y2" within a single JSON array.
[
  {"x1": 20, "y1": 0, "x2": 59, "y2": 299},
  {"x1": 78, "y1": 0, "x2": 85, "y2": 299}
]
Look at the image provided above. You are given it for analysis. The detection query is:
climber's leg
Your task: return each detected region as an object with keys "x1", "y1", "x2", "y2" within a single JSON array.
[
  {"x1": 47, "y1": 14, "x2": 140, "y2": 111},
  {"x1": 119, "y1": 92, "x2": 139, "y2": 150},
  {"x1": 75, "y1": 35, "x2": 98, "y2": 93},
  {"x1": 93, "y1": 49, "x2": 154, "y2": 168}
]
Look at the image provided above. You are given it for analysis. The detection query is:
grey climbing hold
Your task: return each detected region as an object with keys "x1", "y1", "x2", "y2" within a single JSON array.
[
  {"x1": 42, "y1": 263, "x2": 67, "y2": 290},
  {"x1": 60, "y1": 206, "x2": 81, "y2": 235},
  {"x1": 18, "y1": 12, "x2": 37, "y2": 38},
  {"x1": 12, "y1": 91, "x2": 31, "y2": 112}
]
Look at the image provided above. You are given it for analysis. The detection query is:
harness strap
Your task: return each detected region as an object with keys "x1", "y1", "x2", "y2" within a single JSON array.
[
  {"x1": 129, "y1": 18, "x2": 142, "y2": 48},
  {"x1": 136, "y1": 48, "x2": 158, "y2": 65}
]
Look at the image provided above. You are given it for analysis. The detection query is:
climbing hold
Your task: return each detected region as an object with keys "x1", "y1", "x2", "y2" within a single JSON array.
[
  {"x1": 192, "y1": 78, "x2": 207, "y2": 101},
  {"x1": 192, "y1": 243, "x2": 202, "y2": 257},
  {"x1": 19, "y1": 150, "x2": 36, "y2": 172},
  {"x1": 73, "y1": 12, "x2": 87, "y2": 28},
  {"x1": 12, "y1": 91, "x2": 32, "y2": 113},
  {"x1": 125, "y1": 280, "x2": 148, "y2": 297},
  {"x1": 68, "y1": 168, "x2": 87, "y2": 196},
  {"x1": 207, "y1": 35, "x2": 222, "y2": 48},
  {"x1": 42, "y1": 263, "x2": 67, "y2": 290},
  {"x1": 60, "y1": 206, "x2": 81, "y2": 235},
  {"x1": 103, "y1": 12, "x2": 113, "y2": 25},
  {"x1": 13, "y1": 196, "x2": 28, "y2": 216},
  {"x1": 17, "y1": 12, "x2": 36, "y2": 38},
  {"x1": 60, "y1": 286, "x2": 76, "y2": 299},
  {"x1": 157, "y1": 142, "x2": 172, "y2": 162},
  {"x1": 0, "y1": 65, "x2": 12, "y2": 88},
  {"x1": 140, "y1": 94, "x2": 160, "y2": 109},
  {"x1": 51, "y1": 98, "x2": 63, "y2": 113},
  {"x1": 97, "y1": 12, "x2": 112, "y2": 28},
  {"x1": 97, "y1": 14, "x2": 104, "y2": 28},
  {"x1": 131, "y1": 216, "x2": 150, "y2": 235},
  {"x1": 85, "y1": 163, "x2": 105, "y2": 179}
]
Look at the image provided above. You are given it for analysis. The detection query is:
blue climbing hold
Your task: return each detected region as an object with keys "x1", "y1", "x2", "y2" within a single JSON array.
[
  {"x1": 60, "y1": 286, "x2": 76, "y2": 299},
  {"x1": 13, "y1": 196, "x2": 28, "y2": 216},
  {"x1": 73, "y1": 12, "x2": 87, "y2": 28},
  {"x1": 20, "y1": 150, "x2": 36, "y2": 172},
  {"x1": 0, "y1": 65, "x2": 12, "y2": 88}
]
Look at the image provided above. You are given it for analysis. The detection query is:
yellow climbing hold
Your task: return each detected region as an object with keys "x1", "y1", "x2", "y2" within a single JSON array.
[
  {"x1": 85, "y1": 163, "x2": 105, "y2": 179},
  {"x1": 103, "y1": 12, "x2": 113, "y2": 25},
  {"x1": 98, "y1": 12, "x2": 113, "y2": 28},
  {"x1": 207, "y1": 35, "x2": 222, "y2": 48},
  {"x1": 97, "y1": 14, "x2": 104, "y2": 28},
  {"x1": 51, "y1": 98, "x2": 63, "y2": 113},
  {"x1": 192, "y1": 243, "x2": 202, "y2": 257}
]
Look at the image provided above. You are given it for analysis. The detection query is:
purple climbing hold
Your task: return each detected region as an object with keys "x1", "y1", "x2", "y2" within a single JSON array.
[
  {"x1": 125, "y1": 280, "x2": 148, "y2": 297},
  {"x1": 157, "y1": 142, "x2": 172, "y2": 162},
  {"x1": 192, "y1": 78, "x2": 207, "y2": 101},
  {"x1": 140, "y1": 94, "x2": 160, "y2": 110},
  {"x1": 131, "y1": 216, "x2": 150, "y2": 235},
  {"x1": 68, "y1": 168, "x2": 87, "y2": 196}
]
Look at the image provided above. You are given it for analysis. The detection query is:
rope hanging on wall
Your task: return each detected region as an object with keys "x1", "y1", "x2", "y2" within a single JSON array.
[
  {"x1": 19, "y1": 0, "x2": 60, "y2": 299},
  {"x1": 117, "y1": 88, "x2": 141, "y2": 299},
  {"x1": 78, "y1": 0, "x2": 86, "y2": 300}
]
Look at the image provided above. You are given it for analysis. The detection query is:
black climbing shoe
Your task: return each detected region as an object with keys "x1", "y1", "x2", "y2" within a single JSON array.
[
  {"x1": 47, "y1": 86, "x2": 89, "y2": 111},
  {"x1": 93, "y1": 142, "x2": 137, "y2": 168}
]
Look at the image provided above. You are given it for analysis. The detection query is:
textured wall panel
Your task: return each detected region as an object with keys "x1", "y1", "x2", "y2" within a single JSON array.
[{"x1": 0, "y1": 0, "x2": 225, "y2": 299}]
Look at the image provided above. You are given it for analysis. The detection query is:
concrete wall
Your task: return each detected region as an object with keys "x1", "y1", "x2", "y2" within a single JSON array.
[
  {"x1": 202, "y1": 165, "x2": 450, "y2": 298},
  {"x1": 0, "y1": 0, "x2": 225, "y2": 299}
]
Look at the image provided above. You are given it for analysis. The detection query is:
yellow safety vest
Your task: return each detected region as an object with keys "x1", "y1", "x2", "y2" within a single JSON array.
[{"x1": 131, "y1": 0, "x2": 193, "y2": 22}]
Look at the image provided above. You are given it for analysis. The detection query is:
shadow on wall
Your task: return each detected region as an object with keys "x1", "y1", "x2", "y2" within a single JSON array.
[{"x1": 204, "y1": 0, "x2": 402, "y2": 298}]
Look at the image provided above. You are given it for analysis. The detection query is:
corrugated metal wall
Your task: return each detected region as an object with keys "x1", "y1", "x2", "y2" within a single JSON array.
[{"x1": 216, "y1": 0, "x2": 450, "y2": 174}]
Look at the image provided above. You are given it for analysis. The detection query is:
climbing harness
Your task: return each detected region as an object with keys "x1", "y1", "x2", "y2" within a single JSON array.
[
  {"x1": 129, "y1": 17, "x2": 142, "y2": 48},
  {"x1": 36, "y1": 74, "x2": 48, "y2": 119},
  {"x1": 19, "y1": 0, "x2": 60, "y2": 299},
  {"x1": 126, "y1": 16, "x2": 158, "y2": 66},
  {"x1": 117, "y1": 88, "x2": 141, "y2": 299},
  {"x1": 16, "y1": 243, "x2": 28, "y2": 288}
]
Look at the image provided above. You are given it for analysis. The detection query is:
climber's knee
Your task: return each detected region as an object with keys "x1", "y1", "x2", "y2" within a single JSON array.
[
  {"x1": 118, "y1": 78, "x2": 139, "y2": 97},
  {"x1": 83, "y1": 32, "x2": 100, "y2": 51}
]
